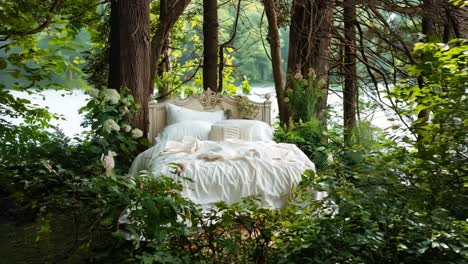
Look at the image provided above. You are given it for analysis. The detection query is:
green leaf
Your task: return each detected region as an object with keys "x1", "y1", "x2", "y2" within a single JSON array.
[{"x1": 0, "y1": 58, "x2": 7, "y2": 69}]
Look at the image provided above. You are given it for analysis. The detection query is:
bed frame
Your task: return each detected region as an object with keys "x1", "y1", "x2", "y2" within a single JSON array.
[{"x1": 147, "y1": 88, "x2": 272, "y2": 143}]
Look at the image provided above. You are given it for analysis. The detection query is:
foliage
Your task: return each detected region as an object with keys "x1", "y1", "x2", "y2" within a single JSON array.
[
  {"x1": 274, "y1": 119, "x2": 330, "y2": 169},
  {"x1": 389, "y1": 40, "x2": 468, "y2": 216},
  {"x1": 274, "y1": 152, "x2": 468, "y2": 264},
  {"x1": 80, "y1": 87, "x2": 150, "y2": 172},
  {"x1": 285, "y1": 69, "x2": 324, "y2": 123},
  {"x1": 89, "y1": 172, "x2": 286, "y2": 264},
  {"x1": 0, "y1": 128, "x2": 101, "y2": 226},
  {"x1": 269, "y1": 41, "x2": 468, "y2": 262},
  {"x1": 0, "y1": 0, "x2": 98, "y2": 128}
]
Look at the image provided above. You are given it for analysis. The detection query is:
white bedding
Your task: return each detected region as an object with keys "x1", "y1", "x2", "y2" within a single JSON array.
[{"x1": 129, "y1": 137, "x2": 318, "y2": 208}]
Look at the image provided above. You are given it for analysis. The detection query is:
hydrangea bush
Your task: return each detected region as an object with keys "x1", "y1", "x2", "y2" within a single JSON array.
[{"x1": 80, "y1": 87, "x2": 149, "y2": 172}]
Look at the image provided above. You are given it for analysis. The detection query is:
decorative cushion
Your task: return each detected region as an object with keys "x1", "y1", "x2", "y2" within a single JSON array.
[
  {"x1": 213, "y1": 119, "x2": 273, "y2": 141},
  {"x1": 209, "y1": 125, "x2": 241, "y2": 141}
]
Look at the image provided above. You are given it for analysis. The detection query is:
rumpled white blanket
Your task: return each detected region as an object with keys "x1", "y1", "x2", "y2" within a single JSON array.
[{"x1": 129, "y1": 136, "x2": 319, "y2": 208}]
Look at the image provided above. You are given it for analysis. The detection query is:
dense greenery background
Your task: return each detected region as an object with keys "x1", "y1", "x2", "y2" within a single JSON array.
[{"x1": 0, "y1": 0, "x2": 467, "y2": 263}]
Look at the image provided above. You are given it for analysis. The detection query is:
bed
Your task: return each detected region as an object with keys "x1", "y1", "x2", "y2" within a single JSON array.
[{"x1": 129, "y1": 89, "x2": 320, "y2": 209}]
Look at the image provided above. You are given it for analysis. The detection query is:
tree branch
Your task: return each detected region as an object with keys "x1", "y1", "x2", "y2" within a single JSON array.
[{"x1": 356, "y1": 0, "x2": 422, "y2": 14}]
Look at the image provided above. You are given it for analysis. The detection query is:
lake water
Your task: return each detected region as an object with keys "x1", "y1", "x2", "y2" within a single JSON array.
[{"x1": 9, "y1": 86, "x2": 394, "y2": 137}]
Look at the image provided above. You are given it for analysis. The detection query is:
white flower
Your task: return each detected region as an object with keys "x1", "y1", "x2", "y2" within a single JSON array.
[
  {"x1": 101, "y1": 150, "x2": 116, "y2": 176},
  {"x1": 286, "y1": 88, "x2": 293, "y2": 94},
  {"x1": 307, "y1": 68, "x2": 316, "y2": 79},
  {"x1": 101, "y1": 89, "x2": 120, "y2": 105},
  {"x1": 87, "y1": 87, "x2": 100, "y2": 98},
  {"x1": 436, "y1": 43, "x2": 450, "y2": 51},
  {"x1": 121, "y1": 97, "x2": 132, "y2": 106},
  {"x1": 121, "y1": 124, "x2": 132, "y2": 133},
  {"x1": 293, "y1": 72, "x2": 303, "y2": 80},
  {"x1": 103, "y1": 119, "x2": 120, "y2": 133},
  {"x1": 120, "y1": 106, "x2": 129, "y2": 115},
  {"x1": 131, "y1": 128, "x2": 143, "y2": 138},
  {"x1": 318, "y1": 79, "x2": 327, "y2": 88},
  {"x1": 283, "y1": 97, "x2": 290, "y2": 103}
]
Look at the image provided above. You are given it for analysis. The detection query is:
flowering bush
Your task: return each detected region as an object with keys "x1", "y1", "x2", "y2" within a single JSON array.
[
  {"x1": 80, "y1": 87, "x2": 149, "y2": 172},
  {"x1": 285, "y1": 68, "x2": 325, "y2": 123}
]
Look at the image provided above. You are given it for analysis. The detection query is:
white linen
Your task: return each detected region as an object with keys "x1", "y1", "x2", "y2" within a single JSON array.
[
  {"x1": 129, "y1": 136, "x2": 316, "y2": 208},
  {"x1": 166, "y1": 103, "x2": 225, "y2": 125},
  {"x1": 213, "y1": 119, "x2": 273, "y2": 141}
]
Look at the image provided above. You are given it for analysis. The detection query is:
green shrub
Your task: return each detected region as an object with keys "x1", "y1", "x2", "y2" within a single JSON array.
[
  {"x1": 80, "y1": 87, "x2": 150, "y2": 172},
  {"x1": 274, "y1": 119, "x2": 330, "y2": 169}
]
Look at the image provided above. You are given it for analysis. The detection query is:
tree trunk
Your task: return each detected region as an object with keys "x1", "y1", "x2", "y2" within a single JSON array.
[
  {"x1": 118, "y1": 0, "x2": 151, "y2": 135},
  {"x1": 447, "y1": 2, "x2": 468, "y2": 39},
  {"x1": 107, "y1": 0, "x2": 120, "y2": 90},
  {"x1": 218, "y1": 46, "x2": 224, "y2": 91},
  {"x1": 149, "y1": 0, "x2": 191, "y2": 98},
  {"x1": 287, "y1": 0, "x2": 336, "y2": 125},
  {"x1": 343, "y1": 0, "x2": 357, "y2": 145},
  {"x1": 262, "y1": 0, "x2": 288, "y2": 125},
  {"x1": 416, "y1": 0, "x2": 438, "y2": 147},
  {"x1": 203, "y1": 0, "x2": 219, "y2": 92}
]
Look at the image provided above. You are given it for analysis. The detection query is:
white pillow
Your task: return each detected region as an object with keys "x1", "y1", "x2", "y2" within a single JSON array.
[
  {"x1": 157, "y1": 120, "x2": 212, "y2": 142},
  {"x1": 166, "y1": 103, "x2": 225, "y2": 125},
  {"x1": 213, "y1": 119, "x2": 273, "y2": 141}
]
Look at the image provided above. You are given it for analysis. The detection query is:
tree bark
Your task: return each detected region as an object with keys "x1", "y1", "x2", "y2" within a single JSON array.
[
  {"x1": 149, "y1": 0, "x2": 191, "y2": 97},
  {"x1": 443, "y1": 1, "x2": 468, "y2": 40},
  {"x1": 118, "y1": 0, "x2": 151, "y2": 135},
  {"x1": 287, "y1": 0, "x2": 336, "y2": 125},
  {"x1": 107, "y1": 0, "x2": 120, "y2": 90},
  {"x1": 343, "y1": 0, "x2": 358, "y2": 145},
  {"x1": 262, "y1": 0, "x2": 288, "y2": 125},
  {"x1": 203, "y1": 0, "x2": 219, "y2": 92}
]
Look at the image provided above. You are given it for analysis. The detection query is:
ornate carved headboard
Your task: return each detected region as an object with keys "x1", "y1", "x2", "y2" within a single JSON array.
[{"x1": 147, "y1": 88, "x2": 272, "y2": 143}]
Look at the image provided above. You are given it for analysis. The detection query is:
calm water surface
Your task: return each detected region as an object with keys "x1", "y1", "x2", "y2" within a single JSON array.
[{"x1": 9, "y1": 86, "x2": 393, "y2": 137}]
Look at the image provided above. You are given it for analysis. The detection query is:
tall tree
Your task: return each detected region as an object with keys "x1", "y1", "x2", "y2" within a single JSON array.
[
  {"x1": 343, "y1": 0, "x2": 357, "y2": 145},
  {"x1": 262, "y1": 0, "x2": 288, "y2": 124},
  {"x1": 203, "y1": 0, "x2": 219, "y2": 92},
  {"x1": 287, "y1": 0, "x2": 336, "y2": 125},
  {"x1": 118, "y1": 0, "x2": 151, "y2": 134}
]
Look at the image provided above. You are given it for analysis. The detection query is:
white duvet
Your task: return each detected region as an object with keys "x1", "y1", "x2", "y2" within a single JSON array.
[{"x1": 129, "y1": 137, "x2": 318, "y2": 208}]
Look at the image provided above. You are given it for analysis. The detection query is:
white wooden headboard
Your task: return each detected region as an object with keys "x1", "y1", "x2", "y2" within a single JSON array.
[{"x1": 147, "y1": 88, "x2": 272, "y2": 143}]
